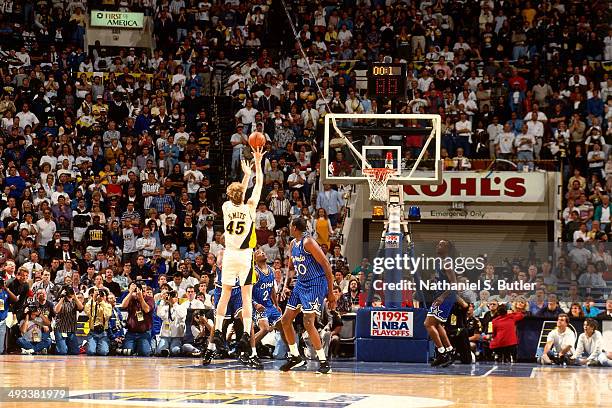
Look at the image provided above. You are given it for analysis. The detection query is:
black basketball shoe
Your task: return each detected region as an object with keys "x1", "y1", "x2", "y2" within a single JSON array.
[
  {"x1": 317, "y1": 360, "x2": 332, "y2": 374},
  {"x1": 279, "y1": 355, "x2": 306, "y2": 372},
  {"x1": 249, "y1": 355, "x2": 264, "y2": 369},
  {"x1": 202, "y1": 348, "x2": 214, "y2": 366}
]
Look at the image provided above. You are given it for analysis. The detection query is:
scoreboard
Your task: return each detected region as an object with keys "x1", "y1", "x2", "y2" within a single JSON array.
[{"x1": 367, "y1": 63, "x2": 406, "y2": 98}]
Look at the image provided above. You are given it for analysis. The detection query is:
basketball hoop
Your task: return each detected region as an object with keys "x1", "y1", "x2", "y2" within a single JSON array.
[{"x1": 362, "y1": 167, "x2": 396, "y2": 201}]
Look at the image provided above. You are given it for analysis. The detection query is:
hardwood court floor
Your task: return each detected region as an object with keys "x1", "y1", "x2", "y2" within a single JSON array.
[{"x1": 0, "y1": 355, "x2": 610, "y2": 407}]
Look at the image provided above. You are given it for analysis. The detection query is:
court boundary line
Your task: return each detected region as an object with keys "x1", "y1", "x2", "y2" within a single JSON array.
[{"x1": 481, "y1": 366, "x2": 498, "y2": 377}]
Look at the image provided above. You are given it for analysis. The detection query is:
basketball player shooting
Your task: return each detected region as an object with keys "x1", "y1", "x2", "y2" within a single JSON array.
[
  {"x1": 214, "y1": 145, "x2": 264, "y2": 354},
  {"x1": 279, "y1": 217, "x2": 336, "y2": 374},
  {"x1": 424, "y1": 240, "x2": 457, "y2": 367}
]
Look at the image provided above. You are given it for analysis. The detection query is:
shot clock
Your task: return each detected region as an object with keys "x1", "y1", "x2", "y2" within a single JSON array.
[{"x1": 368, "y1": 63, "x2": 406, "y2": 98}]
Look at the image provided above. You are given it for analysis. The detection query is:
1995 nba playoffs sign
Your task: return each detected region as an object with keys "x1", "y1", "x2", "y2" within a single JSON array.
[{"x1": 371, "y1": 311, "x2": 413, "y2": 337}]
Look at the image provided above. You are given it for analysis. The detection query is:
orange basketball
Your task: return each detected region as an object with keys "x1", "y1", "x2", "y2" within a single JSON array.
[{"x1": 249, "y1": 131, "x2": 266, "y2": 148}]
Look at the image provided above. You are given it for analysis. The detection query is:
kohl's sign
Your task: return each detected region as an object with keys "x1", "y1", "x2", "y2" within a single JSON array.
[{"x1": 403, "y1": 172, "x2": 546, "y2": 203}]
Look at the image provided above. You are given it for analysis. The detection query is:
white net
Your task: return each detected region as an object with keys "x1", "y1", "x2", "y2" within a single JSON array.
[{"x1": 362, "y1": 168, "x2": 395, "y2": 202}]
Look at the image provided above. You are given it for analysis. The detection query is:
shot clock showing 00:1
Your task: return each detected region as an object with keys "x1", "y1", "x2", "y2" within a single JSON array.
[{"x1": 368, "y1": 63, "x2": 406, "y2": 98}]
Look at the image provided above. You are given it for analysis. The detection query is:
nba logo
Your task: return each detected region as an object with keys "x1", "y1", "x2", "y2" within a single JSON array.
[{"x1": 371, "y1": 311, "x2": 383, "y2": 332}]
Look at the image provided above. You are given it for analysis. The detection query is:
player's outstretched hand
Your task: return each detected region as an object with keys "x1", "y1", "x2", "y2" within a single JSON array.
[
  {"x1": 253, "y1": 146, "x2": 265, "y2": 163},
  {"x1": 241, "y1": 160, "x2": 252, "y2": 176}
]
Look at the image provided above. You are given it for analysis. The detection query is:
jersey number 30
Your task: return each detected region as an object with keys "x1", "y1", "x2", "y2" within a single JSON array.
[{"x1": 226, "y1": 220, "x2": 245, "y2": 235}]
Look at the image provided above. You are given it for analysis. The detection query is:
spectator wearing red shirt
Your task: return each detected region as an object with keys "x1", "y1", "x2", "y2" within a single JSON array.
[{"x1": 489, "y1": 304, "x2": 524, "y2": 363}]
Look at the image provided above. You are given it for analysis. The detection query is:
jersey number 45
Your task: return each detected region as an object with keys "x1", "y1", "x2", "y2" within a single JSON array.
[{"x1": 226, "y1": 220, "x2": 245, "y2": 235}]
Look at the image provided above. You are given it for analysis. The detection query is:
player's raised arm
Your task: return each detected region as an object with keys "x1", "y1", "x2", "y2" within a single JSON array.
[
  {"x1": 240, "y1": 159, "x2": 252, "y2": 202},
  {"x1": 304, "y1": 237, "x2": 336, "y2": 310},
  {"x1": 247, "y1": 146, "x2": 264, "y2": 207}
]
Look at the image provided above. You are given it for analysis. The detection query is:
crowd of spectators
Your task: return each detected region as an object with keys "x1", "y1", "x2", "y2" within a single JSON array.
[{"x1": 0, "y1": 0, "x2": 610, "y2": 361}]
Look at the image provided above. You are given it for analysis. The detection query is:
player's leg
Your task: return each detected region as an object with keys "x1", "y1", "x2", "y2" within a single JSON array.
[
  {"x1": 425, "y1": 316, "x2": 453, "y2": 367},
  {"x1": 239, "y1": 284, "x2": 254, "y2": 352},
  {"x1": 437, "y1": 322, "x2": 452, "y2": 348},
  {"x1": 279, "y1": 305, "x2": 305, "y2": 371},
  {"x1": 424, "y1": 315, "x2": 443, "y2": 347},
  {"x1": 302, "y1": 312, "x2": 330, "y2": 374},
  {"x1": 202, "y1": 316, "x2": 217, "y2": 365},
  {"x1": 280, "y1": 307, "x2": 300, "y2": 351},
  {"x1": 253, "y1": 317, "x2": 271, "y2": 346},
  {"x1": 247, "y1": 322, "x2": 264, "y2": 369},
  {"x1": 236, "y1": 253, "x2": 256, "y2": 353},
  {"x1": 214, "y1": 285, "x2": 233, "y2": 334}
]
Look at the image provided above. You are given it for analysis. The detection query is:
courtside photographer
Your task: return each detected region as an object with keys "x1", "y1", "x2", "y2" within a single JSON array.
[
  {"x1": 84, "y1": 287, "x2": 112, "y2": 356},
  {"x1": 53, "y1": 285, "x2": 84, "y2": 355}
]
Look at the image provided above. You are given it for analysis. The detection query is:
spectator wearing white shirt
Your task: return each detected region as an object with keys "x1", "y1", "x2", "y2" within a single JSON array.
[
  {"x1": 260, "y1": 235, "x2": 281, "y2": 263},
  {"x1": 454, "y1": 112, "x2": 472, "y2": 156},
  {"x1": 136, "y1": 227, "x2": 157, "y2": 259},
  {"x1": 539, "y1": 314, "x2": 576, "y2": 365},
  {"x1": 184, "y1": 162, "x2": 204, "y2": 197},
  {"x1": 256, "y1": 203, "x2": 275, "y2": 231},
  {"x1": 229, "y1": 123, "x2": 248, "y2": 179},
  {"x1": 15, "y1": 46, "x2": 31, "y2": 67},
  {"x1": 451, "y1": 147, "x2": 471, "y2": 171},
  {"x1": 168, "y1": 273, "x2": 190, "y2": 298},
  {"x1": 417, "y1": 70, "x2": 434, "y2": 93},
  {"x1": 15, "y1": 103, "x2": 39, "y2": 130},
  {"x1": 234, "y1": 98, "x2": 258, "y2": 133},
  {"x1": 573, "y1": 319, "x2": 602, "y2": 366},
  {"x1": 514, "y1": 124, "x2": 535, "y2": 171},
  {"x1": 587, "y1": 143, "x2": 606, "y2": 179},
  {"x1": 572, "y1": 223, "x2": 589, "y2": 243},
  {"x1": 487, "y1": 116, "x2": 504, "y2": 159},
  {"x1": 495, "y1": 123, "x2": 515, "y2": 159},
  {"x1": 36, "y1": 210, "x2": 56, "y2": 261},
  {"x1": 577, "y1": 264, "x2": 607, "y2": 288},
  {"x1": 526, "y1": 112, "x2": 544, "y2": 159},
  {"x1": 156, "y1": 290, "x2": 186, "y2": 356}
]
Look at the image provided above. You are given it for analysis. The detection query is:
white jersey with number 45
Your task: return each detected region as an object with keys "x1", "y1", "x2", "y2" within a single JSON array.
[{"x1": 222, "y1": 201, "x2": 257, "y2": 250}]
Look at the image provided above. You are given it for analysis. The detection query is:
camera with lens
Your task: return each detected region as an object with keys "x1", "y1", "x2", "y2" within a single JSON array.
[
  {"x1": 134, "y1": 281, "x2": 144, "y2": 291},
  {"x1": 97, "y1": 288, "x2": 108, "y2": 298},
  {"x1": 92, "y1": 324, "x2": 105, "y2": 334},
  {"x1": 167, "y1": 290, "x2": 177, "y2": 300},
  {"x1": 25, "y1": 301, "x2": 38, "y2": 314},
  {"x1": 61, "y1": 285, "x2": 75, "y2": 298}
]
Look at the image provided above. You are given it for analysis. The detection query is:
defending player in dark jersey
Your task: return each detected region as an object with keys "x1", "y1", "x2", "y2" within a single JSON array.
[
  {"x1": 279, "y1": 217, "x2": 335, "y2": 374},
  {"x1": 424, "y1": 240, "x2": 458, "y2": 367},
  {"x1": 244, "y1": 249, "x2": 284, "y2": 369}
]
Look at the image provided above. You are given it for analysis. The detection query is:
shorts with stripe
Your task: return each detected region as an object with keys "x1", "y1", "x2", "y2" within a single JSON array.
[
  {"x1": 214, "y1": 286, "x2": 243, "y2": 319},
  {"x1": 254, "y1": 304, "x2": 282, "y2": 326},
  {"x1": 427, "y1": 291, "x2": 456, "y2": 323},
  {"x1": 221, "y1": 249, "x2": 256, "y2": 286},
  {"x1": 286, "y1": 278, "x2": 328, "y2": 315}
]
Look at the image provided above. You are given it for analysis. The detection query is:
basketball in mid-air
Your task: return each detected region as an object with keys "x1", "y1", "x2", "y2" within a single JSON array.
[{"x1": 249, "y1": 131, "x2": 266, "y2": 148}]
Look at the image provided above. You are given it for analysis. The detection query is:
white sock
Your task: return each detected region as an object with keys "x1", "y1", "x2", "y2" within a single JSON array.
[
  {"x1": 251, "y1": 347, "x2": 257, "y2": 357},
  {"x1": 207, "y1": 343, "x2": 216, "y2": 351},
  {"x1": 288, "y1": 343, "x2": 299, "y2": 357},
  {"x1": 446, "y1": 346, "x2": 454, "y2": 353},
  {"x1": 214, "y1": 315, "x2": 225, "y2": 331},
  {"x1": 243, "y1": 317, "x2": 252, "y2": 334},
  {"x1": 316, "y1": 348, "x2": 327, "y2": 362},
  {"x1": 437, "y1": 347, "x2": 446, "y2": 353}
]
